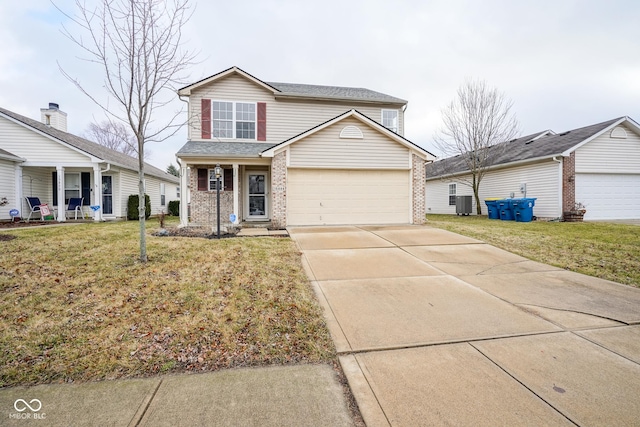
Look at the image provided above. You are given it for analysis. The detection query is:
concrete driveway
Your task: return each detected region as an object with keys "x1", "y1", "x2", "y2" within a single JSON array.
[{"x1": 289, "y1": 225, "x2": 640, "y2": 426}]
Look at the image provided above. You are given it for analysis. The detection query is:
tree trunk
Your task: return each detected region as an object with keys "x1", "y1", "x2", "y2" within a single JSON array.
[{"x1": 138, "y1": 140, "x2": 147, "y2": 262}]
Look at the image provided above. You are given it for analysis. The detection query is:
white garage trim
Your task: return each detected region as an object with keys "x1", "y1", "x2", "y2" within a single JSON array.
[
  {"x1": 576, "y1": 173, "x2": 640, "y2": 220},
  {"x1": 287, "y1": 168, "x2": 411, "y2": 225}
]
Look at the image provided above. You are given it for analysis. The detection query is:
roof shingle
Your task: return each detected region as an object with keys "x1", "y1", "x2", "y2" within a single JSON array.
[
  {"x1": 0, "y1": 107, "x2": 178, "y2": 183},
  {"x1": 427, "y1": 117, "x2": 623, "y2": 178}
]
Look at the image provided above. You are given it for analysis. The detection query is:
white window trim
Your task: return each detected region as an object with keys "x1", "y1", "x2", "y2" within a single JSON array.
[
  {"x1": 64, "y1": 172, "x2": 81, "y2": 202},
  {"x1": 208, "y1": 168, "x2": 231, "y2": 191},
  {"x1": 381, "y1": 109, "x2": 399, "y2": 133},
  {"x1": 160, "y1": 183, "x2": 166, "y2": 206},
  {"x1": 211, "y1": 100, "x2": 257, "y2": 140},
  {"x1": 448, "y1": 183, "x2": 457, "y2": 206}
]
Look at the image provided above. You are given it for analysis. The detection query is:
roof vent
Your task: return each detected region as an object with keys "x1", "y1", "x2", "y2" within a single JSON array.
[
  {"x1": 610, "y1": 126, "x2": 627, "y2": 139},
  {"x1": 509, "y1": 138, "x2": 517, "y2": 142},
  {"x1": 558, "y1": 131, "x2": 571, "y2": 136},
  {"x1": 339, "y1": 125, "x2": 363, "y2": 139}
]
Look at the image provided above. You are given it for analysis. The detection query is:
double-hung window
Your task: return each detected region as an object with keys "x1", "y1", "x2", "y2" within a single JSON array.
[
  {"x1": 382, "y1": 109, "x2": 399, "y2": 133},
  {"x1": 448, "y1": 183, "x2": 457, "y2": 206},
  {"x1": 212, "y1": 101, "x2": 256, "y2": 139}
]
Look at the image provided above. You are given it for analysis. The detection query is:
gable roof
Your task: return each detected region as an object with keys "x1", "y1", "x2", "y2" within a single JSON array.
[
  {"x1": 260, "y1": 109, "x2": 435, "y2": 159},
  {"x1": 178, "y1": 66, "x2": 407, "y2": 105},
  {"x1": 0, "y1": 148, "x2": 25, "y2": 162},
  {"x1": 426, "y1": 117, "x2": 634, "y2": 179},
  {"x1": 0, "y1": 107, "x2": 179, "y2": 183}
]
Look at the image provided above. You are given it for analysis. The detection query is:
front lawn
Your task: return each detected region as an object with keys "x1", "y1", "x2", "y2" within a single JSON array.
[
  {"x1": 426, "y1": 215, "x2": 640, "y2": 288},
  {"x1": 0, "y1": 219, "x2": 334, "y2": 387}
]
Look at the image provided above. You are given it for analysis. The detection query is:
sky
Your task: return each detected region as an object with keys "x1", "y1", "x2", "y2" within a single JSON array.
[{"x1": 1, "y1": 0, "x2": 639, "y2": 171}]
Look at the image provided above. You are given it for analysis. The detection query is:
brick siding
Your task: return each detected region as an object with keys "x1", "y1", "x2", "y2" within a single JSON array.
[
  {"x1": 189, "y1": 164, "x2": 234, "y2": 227},
  {"x1": 271, "y1": 151, "x2": 287, "y2": 228},
  {"x1": 412, "y1": 154, "x2": 426, "y2": 224},
  {"x1": 562, "y1": 153, "x2": 576, "y2": 213}
]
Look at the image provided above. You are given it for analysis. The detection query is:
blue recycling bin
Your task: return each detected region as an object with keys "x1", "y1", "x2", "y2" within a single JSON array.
[
  {"x1": 498, "y1": 199, "x2": 515, "y2": 221},
  {"x1": 511, "y1": 198, "x2": 537, "y2": 222},
  {"x1": 485, "y1": 200, "x2": 500, "y2": 219}
]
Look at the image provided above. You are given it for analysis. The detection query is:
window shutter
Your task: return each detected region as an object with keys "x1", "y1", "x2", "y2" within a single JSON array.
[
  {"x1": 223, "y1": 169, "x2": 233, "y2": 191},
  {"x1": 197, "y1": 168, "x2": 208, "y2": 191},
  {"x1": 201, "y1": 99, "x2": 211, "y2": 139},
  {"x1": 257, "y1": 102, "x2": 266, "y2": 141},
  {"x1": 81, "y1": 172, "x2": 91, "y2": 205},
  {"x1": 52, "y1": 171, "x2": 58, "y2": 205}
]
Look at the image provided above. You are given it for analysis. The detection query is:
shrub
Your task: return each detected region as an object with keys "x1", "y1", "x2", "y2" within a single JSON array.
[
  {"x1": 127, "y1": 194, "x2": 151, "y2": 220},
  {"x1": 168, "y1": 200, "x2": 180, "y2": 216}
]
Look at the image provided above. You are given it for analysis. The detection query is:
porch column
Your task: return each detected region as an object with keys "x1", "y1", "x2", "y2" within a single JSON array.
[
  {"x1": 15, "y1": 164, "x2": 23, "y2": 218},
  {"x1": 93, "y1": 165, "x2": 103, "y2": 221},
  {"x1": 56, "y1": 165, "x2": 65, "y2": 221},
  {"x1": 179, "y1": 163, "x2": 188, "y2": 227},
  {"x1": 232, "y1": 163, "x2": 239, "y2": 225}
]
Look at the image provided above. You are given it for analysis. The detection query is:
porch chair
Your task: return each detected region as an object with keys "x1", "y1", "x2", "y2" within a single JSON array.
[
  {"x1": 25, "y1": 197, "x2": 56, "y2": 222},
  {"x1": 66, "y1": 197, "x2": 85, "y2": 220}
]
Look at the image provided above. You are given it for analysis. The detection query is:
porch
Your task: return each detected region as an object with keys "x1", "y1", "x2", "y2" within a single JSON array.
[
  {"x1": 184, "y1": 162, "x2": 272, "y2": 228},
  {"x1": 19, "y1": 165, "x2": 113, "y2": 222}
]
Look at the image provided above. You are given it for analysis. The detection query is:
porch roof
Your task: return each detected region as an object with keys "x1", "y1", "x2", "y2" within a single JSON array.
[
  {"x1": 176, "y1": 141, "x2": 277, "y2": 158},
  {"x1": 0, "y1": 148, "x2": 25, "y2": 162}
]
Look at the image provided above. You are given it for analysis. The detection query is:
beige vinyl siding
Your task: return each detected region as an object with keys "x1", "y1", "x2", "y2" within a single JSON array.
[
  {"x1": 145, "y1": 175, "x2": 177, "y2": 216},
  {"x1": 426, "y1": 160, "x2": 561, "y2": 218},
  {"x1": 118, "y1": 169, "x2": 138, "y2": 218},
  {"x1": 188, "y1": 73, "x2": 405, "y2": 143},
  {"x1": 0, "y1": 116, "x2": 91, "y2": 163},
  {"x1": 21, "y1": 167, "x2": 52, "y2": 205},
  {"x1": 0, "y1": 160, "x2": 16, "y2": 220},
  {"x1": 425, "y1": 180, "x2": 474, "y2": 215},
  {"x1": 289, "y1": 117, "x2": 410, "y2": 169},
  {"x1": 575, "y1": 123, "x2": 640, "y2": 173}
]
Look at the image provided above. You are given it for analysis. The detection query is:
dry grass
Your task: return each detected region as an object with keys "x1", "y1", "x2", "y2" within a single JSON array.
[
  {"x1": 426, "y1": 215, "x2": 640, "y2": 288},
  {"x1": 0, "y1": 218, "x2": 335, "y2": 387}
]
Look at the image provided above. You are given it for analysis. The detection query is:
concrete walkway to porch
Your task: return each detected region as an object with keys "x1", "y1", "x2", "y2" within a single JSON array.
[{"x1": 289, "y1": 224, "x2": 640, "y2": 426}]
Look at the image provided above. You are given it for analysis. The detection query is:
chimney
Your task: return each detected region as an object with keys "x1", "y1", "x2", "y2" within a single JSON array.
[{"x1": 40, "y1": 102, "x2": 68, "y2": 132}]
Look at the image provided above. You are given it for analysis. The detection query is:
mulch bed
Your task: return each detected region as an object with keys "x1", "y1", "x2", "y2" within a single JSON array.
[{"x1": 0, "y1": 221, "x2": 53, "y2": 229}]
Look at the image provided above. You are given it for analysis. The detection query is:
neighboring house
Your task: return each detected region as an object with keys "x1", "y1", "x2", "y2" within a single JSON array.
[
  {"x1": 176, "y1": 66, "x2": 435, "y2": 228},
  {"x1": 425, "y1": 117, "x2": 640, "y2": 221},
  {"x1": 0, "y1": 104, "x2": 179, "y2": 221}
]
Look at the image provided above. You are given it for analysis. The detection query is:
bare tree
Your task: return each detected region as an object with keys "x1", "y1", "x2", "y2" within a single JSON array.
[
  {"x1": 434, "y1": 79, "x2": 519, "y2": 214},
  {"x1": 84, "y1": 120, "x2": 151, "y2": 159},
  {"x1": 58, "y1": 0, "x2": 196, "y2": 262}
]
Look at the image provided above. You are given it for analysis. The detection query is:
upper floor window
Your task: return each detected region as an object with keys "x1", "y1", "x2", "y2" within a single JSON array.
[
  {"x1": 212, "y1": 101, "x2": 256, "y2": 139},
  {"x1": 382, "y1": 109, "x2": 399, "y2": 133}
]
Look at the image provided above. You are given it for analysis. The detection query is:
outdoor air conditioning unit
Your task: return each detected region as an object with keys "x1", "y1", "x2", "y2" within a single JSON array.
[{"x1": 456, "y1": 195, "x2": 473, "y2": 215}]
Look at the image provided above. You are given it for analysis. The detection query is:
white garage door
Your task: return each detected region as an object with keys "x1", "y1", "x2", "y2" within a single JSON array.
[
  {"x1": 287, "y1": 169, "x2": 410, "y2": 225},
  {"x1": 576, "y1": 173, "x2": 640, "y2": 220}
]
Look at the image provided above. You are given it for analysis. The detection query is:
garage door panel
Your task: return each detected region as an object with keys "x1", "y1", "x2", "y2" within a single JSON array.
[
  {"x1": 576, "y1": 174, "x2": 640, "y2": 220},
  {"x1": 288, "y1": 169, "x2": 410, "y2": 225}
]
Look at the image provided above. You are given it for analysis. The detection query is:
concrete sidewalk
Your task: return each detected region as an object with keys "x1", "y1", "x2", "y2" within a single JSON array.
[
  {"x1": 290, "y1": 225, "x2": 640, "y2": 426},
  {"x1": 0, "y1": 364, "x2": 354, "y2": 427}
]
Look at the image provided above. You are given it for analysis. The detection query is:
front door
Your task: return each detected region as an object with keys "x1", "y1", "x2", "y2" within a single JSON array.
[
  {"x1": 247, "y1": 172, "x2": 267, "y2": 219},
  {"x1": 102, "y1": 176, "x2": 113, "y2": 215}
]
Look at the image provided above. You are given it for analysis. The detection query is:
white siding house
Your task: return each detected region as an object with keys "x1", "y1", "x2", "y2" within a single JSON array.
[
  {"x1": 0, "y1": 104, "x2": 179, "y2": 221},
  {"x1": 176, "y1": 66, "x2": 435, "y2": 228},
  {"x1": 426, "y1": 117, "x2": 640, "y2": 221}
]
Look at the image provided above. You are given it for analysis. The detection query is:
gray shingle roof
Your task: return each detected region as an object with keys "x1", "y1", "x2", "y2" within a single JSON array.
[
  {"x1": 266, "y1": 82, "x2": 407, "y2": 104},
  {"x1": 426, "y1": 117, "x2": 623, "y2": 179},
  {"x1": 0, "y1": 107, "x2": 178, "y2": 183},
  {"x1": 176, "y1": 141, "x2": 277, "y2": 157}
]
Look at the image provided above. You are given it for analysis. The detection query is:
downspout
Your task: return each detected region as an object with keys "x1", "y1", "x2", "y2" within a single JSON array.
[{"x1": 552, "y1": 156, "x2": 563, "y2": 220}]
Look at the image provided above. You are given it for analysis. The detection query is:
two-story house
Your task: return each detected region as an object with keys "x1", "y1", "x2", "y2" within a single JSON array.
[{"x1": 176, "y1": 66, "x2": 435, "y2": 228}]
